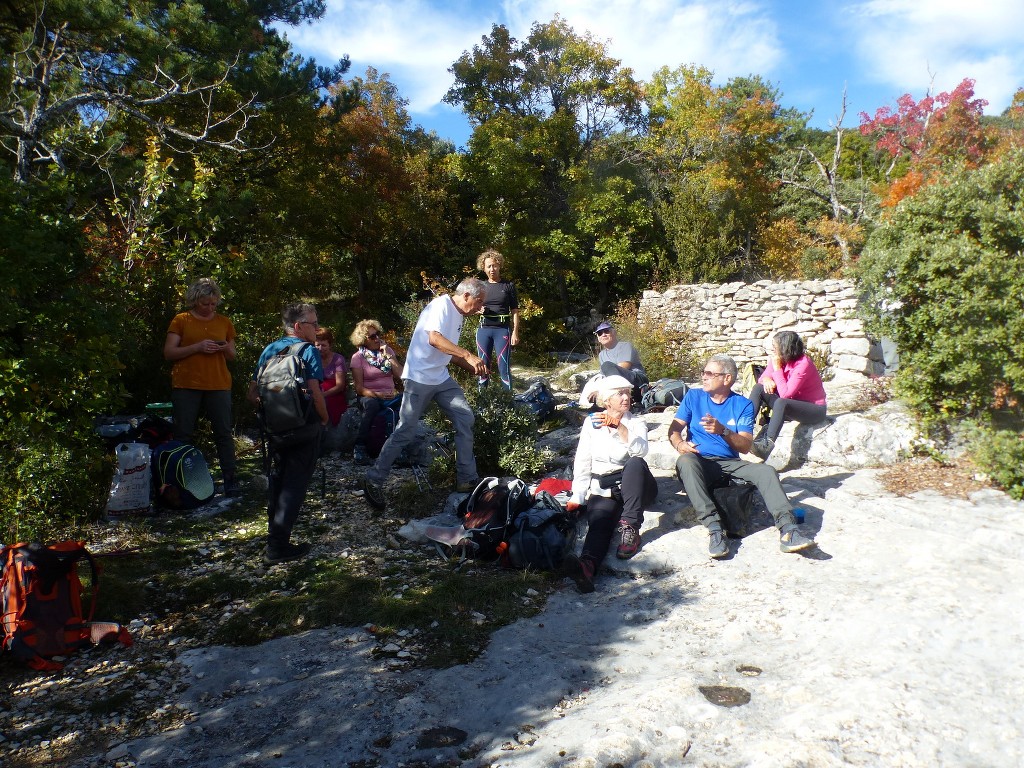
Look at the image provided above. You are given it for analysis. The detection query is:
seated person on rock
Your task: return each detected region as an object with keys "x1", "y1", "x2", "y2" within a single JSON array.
[
  {"x1": 593, "y1": 321, "x2": 648, "y2": 402},
  {"x1": 748, "y1": 331, "x2": 827, "y2": 460},
  {"x1": 667, "y1": 354, "x2": 815, "y2": 560},
  {"x1": 560, "y1": 375, "x2": 658, "y2": 594}
]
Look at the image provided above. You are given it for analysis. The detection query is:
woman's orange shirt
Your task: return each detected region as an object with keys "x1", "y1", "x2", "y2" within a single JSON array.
[{"x1": 167, "y1": 312, "x2": 235, "y2": 390}]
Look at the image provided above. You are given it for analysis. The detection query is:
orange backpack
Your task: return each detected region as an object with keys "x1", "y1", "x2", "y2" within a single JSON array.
[{"x1": 1, "y1": 541, "x2": 131, "y2": 671}]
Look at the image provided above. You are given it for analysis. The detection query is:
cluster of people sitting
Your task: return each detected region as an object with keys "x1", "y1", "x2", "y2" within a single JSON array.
[
  {"x1": 559, "y1": 335, "x2": 825, "y2": 592},
  {"x1": 165, "y1": 253, "x2": 827, "y2": 574}
]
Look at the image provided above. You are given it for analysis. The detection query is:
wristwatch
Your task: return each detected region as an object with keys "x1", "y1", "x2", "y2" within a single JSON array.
[{"x1": 722, "y1": 427, "x2": 731, "y2": 438}]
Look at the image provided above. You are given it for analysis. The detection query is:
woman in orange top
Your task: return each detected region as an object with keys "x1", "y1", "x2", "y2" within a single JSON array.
[{"x1": 163, "y1": 277, "x2": 239, "y2": 495}]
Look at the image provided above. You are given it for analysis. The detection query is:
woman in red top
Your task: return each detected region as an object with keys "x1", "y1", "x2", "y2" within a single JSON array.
[
  {"x1": 748, "y1": 331, "x2": 827, "y2": 460},
  {"x1": 163, "y1": 277, "x2": 238, "y2": 494}
]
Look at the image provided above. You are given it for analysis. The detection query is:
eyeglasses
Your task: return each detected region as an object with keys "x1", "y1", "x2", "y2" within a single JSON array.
[
  {"x1": 298, "y1": 320, "x2": 320, "y2": 329},
  {"x1": 367, "y1": 332, "x2": 381, "y2": 341},
  {"x1": 596, "y1": 329, "x2": 612, "y2": 336},
  {"x1": 701, "y1": 370, "x2": 727, "y2": 378}
]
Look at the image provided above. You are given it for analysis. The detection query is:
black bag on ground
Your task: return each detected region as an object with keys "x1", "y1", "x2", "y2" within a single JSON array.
[
  {"x1": 640, "y1": 378, "x2": 688, "y2": 413},
  {"x1": 506, "y1": 491, "x2": 578, "y2": 571},
  {"x1": 513, "y1": 380, "x2": 556, "y2": 421},
  {"x1": 456, "y1": 477, "x2": 534, "y2": 560},
  {"x1": 712, "y1": 482, "x2": 764, "y2": 538}
]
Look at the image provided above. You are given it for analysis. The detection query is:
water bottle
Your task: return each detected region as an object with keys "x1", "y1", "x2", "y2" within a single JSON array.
[{"x1": 793, "y1": 507, "x2": 806, "y2": 524}]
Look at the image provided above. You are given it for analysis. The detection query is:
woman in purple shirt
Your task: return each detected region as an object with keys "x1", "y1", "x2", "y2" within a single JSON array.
[{"x1": 748, "y1": 331, "x2": 827, "y2": 459}]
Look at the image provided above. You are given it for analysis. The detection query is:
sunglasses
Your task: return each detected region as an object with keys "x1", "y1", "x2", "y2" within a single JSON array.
[
  {"x1": 367, "y1": 332, "x2": 381, "y2": 341},
  {"x1": 701, "y1": 370, "x2": 726, "y2": 378}
]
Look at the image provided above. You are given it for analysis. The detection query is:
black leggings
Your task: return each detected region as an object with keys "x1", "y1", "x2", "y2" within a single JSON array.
[
  {"x1": 581, "y1": 456, "x2": 657, "y2": 563},
  {"x1": 748, "y1": 385, "x2": 827, "y2": 441}
]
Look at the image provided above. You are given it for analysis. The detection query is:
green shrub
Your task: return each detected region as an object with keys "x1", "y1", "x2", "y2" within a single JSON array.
[
  {"x1": 856, "y1": 149, "x2": 1024, "y2": 425},
  {"x1": 970, "y1": 425, "x2": 1024, "y2": 500},
  {"x1": 608, "y1": 301, "x2": 703, "y2": 380},
  {"x1": 426, "y1": 385, "x2": 548, "y2": 479}
]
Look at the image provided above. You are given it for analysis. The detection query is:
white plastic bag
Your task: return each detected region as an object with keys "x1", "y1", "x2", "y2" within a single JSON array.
[{"x1": 106, "y1": 442, "x2": 152, "y2": 519}]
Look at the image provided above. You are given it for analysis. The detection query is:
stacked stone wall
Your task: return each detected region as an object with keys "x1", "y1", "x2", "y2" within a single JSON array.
[{"x1": 638, "y1": 279, "x2": 888, "y2": 377}]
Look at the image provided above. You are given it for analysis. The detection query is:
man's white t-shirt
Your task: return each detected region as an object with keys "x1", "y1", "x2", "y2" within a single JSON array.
[{"x1": 403, "y1": 295, "x2": 464, "y2": 386}]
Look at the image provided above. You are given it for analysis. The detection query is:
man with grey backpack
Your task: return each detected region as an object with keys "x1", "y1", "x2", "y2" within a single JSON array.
[{"x1": 248, "y1": 303, "x2": 328, "y2": 565}]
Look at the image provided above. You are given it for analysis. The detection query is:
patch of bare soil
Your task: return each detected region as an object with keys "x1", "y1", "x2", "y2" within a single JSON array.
[{"x1": 879, "y1": 455, "x2": 992, "y2": 499}]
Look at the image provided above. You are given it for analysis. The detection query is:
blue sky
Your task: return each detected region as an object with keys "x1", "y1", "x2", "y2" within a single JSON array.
[{"x1": 283, "y1": 0, "x2": 1024, "y2": 148}]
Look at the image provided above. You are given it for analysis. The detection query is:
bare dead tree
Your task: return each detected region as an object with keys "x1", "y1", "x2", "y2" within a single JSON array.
[
  {"x1": 779, "y1": 88, "x2": 868, "y2": 265},
  {"x1": 1, "y1": 11, "x2": 260, "y2": 183}
]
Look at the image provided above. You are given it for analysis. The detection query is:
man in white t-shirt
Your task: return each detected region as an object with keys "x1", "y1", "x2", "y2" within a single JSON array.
[{"x1": 362, "y1": 278, "x2": 487, "y2": 510}]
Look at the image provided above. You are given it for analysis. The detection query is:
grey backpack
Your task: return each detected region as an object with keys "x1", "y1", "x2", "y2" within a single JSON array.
[{"x1": 256, "y1": 342, "x2": 319, "y2": 445}]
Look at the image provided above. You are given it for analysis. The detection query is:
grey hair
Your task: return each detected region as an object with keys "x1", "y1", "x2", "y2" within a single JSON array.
[
  {"x1": 455, "y1": 277, "x2": 486, "y2": 300},
  {"x1": 774, "y1": 331, "x2": 806, "y2": 365},
  {"x1": 282, "y1": 302, "x2": 316, "y2": 329},
  {"x1": 708, "y1": 354, "x2": 738, "y2": 380},
  {"x1": 185, "y1": 277, "x2": 221, "y2": 308}
]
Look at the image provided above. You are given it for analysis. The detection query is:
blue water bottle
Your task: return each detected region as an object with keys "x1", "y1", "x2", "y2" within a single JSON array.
[{"x1": 793, "y1": 507, "x2": 806, "y2": 524}]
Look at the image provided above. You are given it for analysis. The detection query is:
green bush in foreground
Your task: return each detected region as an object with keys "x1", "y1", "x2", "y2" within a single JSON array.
[
  {"x1": 970, "y1": 425, "x2": 1024, "y2": 500},
  {"x1": 856, "y1": 149, "x2": 1024, "y2": 425}
]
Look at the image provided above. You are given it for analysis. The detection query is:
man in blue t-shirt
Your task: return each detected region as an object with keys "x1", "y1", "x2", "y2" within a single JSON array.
[
  {"x1": 248, "y1": 303, "x2": 328, "y2": 565},
  {"x1": 667, "y1": 354, "x2": 815, "y2": 559}
]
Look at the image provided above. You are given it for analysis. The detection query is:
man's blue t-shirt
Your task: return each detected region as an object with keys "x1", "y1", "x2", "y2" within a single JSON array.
[
  {"x1": 674, "y1": 388, "x2": 754, "y2": 458},
  {"x1": 253, "y1": 337, "x2": 324, "y2": 382}
]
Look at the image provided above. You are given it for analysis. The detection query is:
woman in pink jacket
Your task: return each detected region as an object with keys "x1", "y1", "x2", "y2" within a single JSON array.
[{"x1": 748, "y1": 331, "x2": 827, "y2": 459}]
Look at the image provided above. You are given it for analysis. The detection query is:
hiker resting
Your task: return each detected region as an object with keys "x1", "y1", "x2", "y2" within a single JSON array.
[
  {"x1": 349, "y1": 319, "x2": 404, "y2": 466},
  {"x1": 667, "y1": 354, "x2": 816, "y2": 560},
  {"x1": 560, "y1": 375, "x2": 658, "y2": 593},
  {"x1": 594, "y1": 321, "x2": 649, "y2": 402},
  {"x1": 747, "y1": 331, "x2": 827, "y2": 460}
]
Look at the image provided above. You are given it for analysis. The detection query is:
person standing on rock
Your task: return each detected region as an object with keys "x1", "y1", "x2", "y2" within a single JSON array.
[
  {"x1": 361, "y1": 278, "x2": 488, "y2": 510},
  {"x1": 475, "y1": 248, "x2": 520, "y2": 391},
  {"x1": 594, "y1": 322, "x2": 648, "y2": 401},
  {"x1": 667, "y1": 354, "x2": 815, "y2": 560},
  {"x1": 747, "y1": 331, "x2": 827, "y2": 460},
  {"x1": 560, "y1": 375, "x2": 658, "y2": 593},
  {"x1": 248, "y1": 303, "x2": 329, "y2": 565}
]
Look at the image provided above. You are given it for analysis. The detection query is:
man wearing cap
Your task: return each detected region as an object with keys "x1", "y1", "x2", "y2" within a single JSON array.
[
  {"x1": 594, "y1": 322, "x2": 648, "y2": 399},
  {"x1": 666, "y1": 353, "x2": 816, "y2": 559}
]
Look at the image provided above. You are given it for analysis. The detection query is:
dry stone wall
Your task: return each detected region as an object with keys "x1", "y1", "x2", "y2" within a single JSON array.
[{"x1": 638, "y1": 279, "x2": 889, "y2": 378}]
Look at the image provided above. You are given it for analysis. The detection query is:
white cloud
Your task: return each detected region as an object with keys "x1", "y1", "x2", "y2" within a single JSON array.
[
  {"x1": 503, "y1": 0, "x2": 783, "y2": 81},
  {"x1": 284, "y1": 0, "x2": 499, "y2": 111},
  {"x1": 850, "y1": 0, "x2": 1024, "y2": 112},
  {"x1": 284, "y1": 0, "x2": 787, "y2": 113}
]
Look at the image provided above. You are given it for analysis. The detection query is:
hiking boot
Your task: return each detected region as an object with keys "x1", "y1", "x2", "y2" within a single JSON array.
[
  {"x1": 353, "y1": 444, "x2": 371, "y2": 466},
  {"x1": 750, "y1": 436, "x2": 775, "y2": 460},
  {"x1": 708, "y1": 529, "x2": 729, "y2": 559},
  {"x1": 362, "y1": 475, "x2": 387, "y2": 510},
  {"x1": 223, "y1": 472, "x2": 241, "y2": 497},
  {"x1": 263, "y1": 541, "x2": 311, "y2": 565},
  {"x1": 780, "y1": 527, "x2": 815, "y2": 554},
  {"x1": 559, "y1": 554, "x2": 596, "y2": 594},
  {"x1": 616, "y1": 521, "x2": 641, "y2": 560}
]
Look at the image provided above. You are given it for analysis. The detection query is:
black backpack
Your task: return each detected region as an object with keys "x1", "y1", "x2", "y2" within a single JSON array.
[
  {"x1": 640, "y1": 378, "x2": 688, "y2": 413},
  {"x1": 506, "y1": 491, "x2": 578, "y2": 571},
  {"x1": 256, "y1": 341, "x2": 321, "y2": 447},
  {"x1": 456, "y1": 477, "x2": 534, "y2": 560}
]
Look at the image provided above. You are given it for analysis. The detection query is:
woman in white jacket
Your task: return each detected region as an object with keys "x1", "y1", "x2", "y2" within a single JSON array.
[{"x1": 562, "y1": 375, "x2": 658, "y2": 593}]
